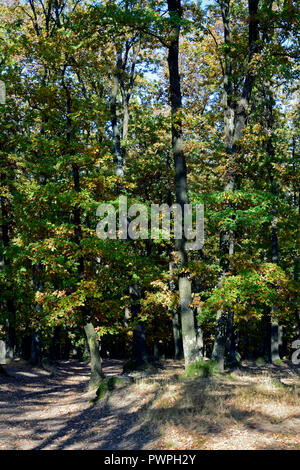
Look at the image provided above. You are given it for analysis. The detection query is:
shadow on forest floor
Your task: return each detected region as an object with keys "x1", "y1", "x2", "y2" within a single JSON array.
[
  {"x1": 0, "y1": 358, "x2": 299, "y2": 450},
  {"x1": 0, "y1": 359, "x2": 157, "y2": 450},
  {"x1": 139, "y1": 360, "x2": 300, "y2": 450}
]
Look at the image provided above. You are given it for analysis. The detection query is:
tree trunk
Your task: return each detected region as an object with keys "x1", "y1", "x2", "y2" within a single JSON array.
[
  {"x1": 211, "y1": 310, "x2": 226, "y2": 372},
  {"x1": 167, "y1": 0, "x2": 200, "y2": 366},
  {"x1": 49, "y1": 326, "x2": 60, "y2": 361},
  {"x1": 172, "y1": 307, "x2": 183, "y2": 359},
  {"x1": 226, "y1": 310, "x2": 237, "y2": 366},
  {"x1": 84, "y1": 323, "x2": 104, "y2": 390},
  {"x1": 30, "y1": 330, "x2": 41, "y2": 366},
  {"x1": 178, "y1": 276, "x2": 201, "y2": 364},
  {"x1": 132, "y1": 323, "x2": 147, "y2": 364},
  {"x1": 271, "y1": 320, "x2": 280, "y2": 362},
  {"x1": 263, "y1": 312, "x2": 271, "y2": 362},
  {"x1": 211, "y1": 0, "x2": 260, "y2": 370},
  {"x1": 0, "y1": 340, "x2": 6, "y2": 366},
  {"x1": 6, "y1": 312, "x2": 16, "y2": 361},
  {"x1": 110, "y1": 53, "x2": 124, "y2": 177},
  {"x1": 196, "y1": 310, "x2": 204, "y2": 358},
  {"x1": 109, "y1": 45, "x2": 147, "y2": 364},
  {"x1": 169, "y1": 260, "x2": 183, "y2": 359},
  {"x1": 265, "y1": 88, "x2": 281, "y2": 364},
  {"x1": 130, "y1": 283, "x2": 147, "y2": 364},
  {"x1": 270, "y1": 230, "x2": 281, "y2": 364}
]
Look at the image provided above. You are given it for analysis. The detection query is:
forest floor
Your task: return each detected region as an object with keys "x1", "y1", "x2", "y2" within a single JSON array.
[{"x1": 0, "y1": 358, "x2": 299, "y2": 450}]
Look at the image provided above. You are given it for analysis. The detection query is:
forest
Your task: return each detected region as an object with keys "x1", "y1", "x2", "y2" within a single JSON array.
[{"x1": 0, "y1": 0, "x2": 299, "y2": 452}]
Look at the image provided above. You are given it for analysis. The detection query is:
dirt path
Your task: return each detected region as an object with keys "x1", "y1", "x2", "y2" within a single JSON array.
[{"x1": 0, "y1": 359, "x2": 158, "y2": 450}]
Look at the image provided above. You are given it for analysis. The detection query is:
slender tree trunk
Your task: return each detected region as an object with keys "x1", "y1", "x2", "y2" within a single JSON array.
[
  {"x1": 5, "y1": 304, "x2": 16, "y2": 361},
  {"x1": 167, "y1": 159, "x2": 184, "y2": 360},
  {"x1": 132, "y1": 324, "x2": 147, "y2": 363},
  {"x1": 172, "y1": 307, "x2": 183, "y2": 359},
  {"x1": 169, "y1": 261, "x2": 183, "y2": 359},
  {"x1": 130, "y1": 283, "x2": 147, "y2": 364},
  {"x1": 211, "y1": 0, "x2": 260, "y2": 370},
  {"x1": 263, "y1": 312, "x2": 271, "y2": 362},
  {"x1": 109, "y1": 44, "x2": 147, "y2": 364},
  {"x1": 30, "y1": 330, "x2": 41, "y2": 366},
  {"x1": 226, "y1": 310, "x2": 237, "y2": 366},
  {"x1": 110, "y1": 53, "x2": 124, "y2": 178},
  {"x1": 49, "y1": 326, "x2": 60, "y2": 362},
  {"x1": 258, "y1": 2, "x2": 284, "y2": 362},
  {"x1": 270, "y1": 215, "x2": 280, "y2": 362},
  {"x1": 212, "y1": 309, "x2": 227, "y2": 371},
  {"x1": 122, "y1": 94, "x2": 129, "y2": 141},
  {"x1": 167, "y1": 0, "x2": 200, "y2": 366},
  {"x1": 271, "y1": 321, "x2": 280, "y2": 362},
  {"x1": 196, "y1": 309, "x2": 204, "y2": 358},
  {"x1": 264, "y1": 87, "x2": 281, "y2": 363},
  {"x1": 0, "y1": 340, "x2": 6, "y2": 367},
  {"x1": 211, "y1": 0, "x2": 235, "y2": 369}
]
